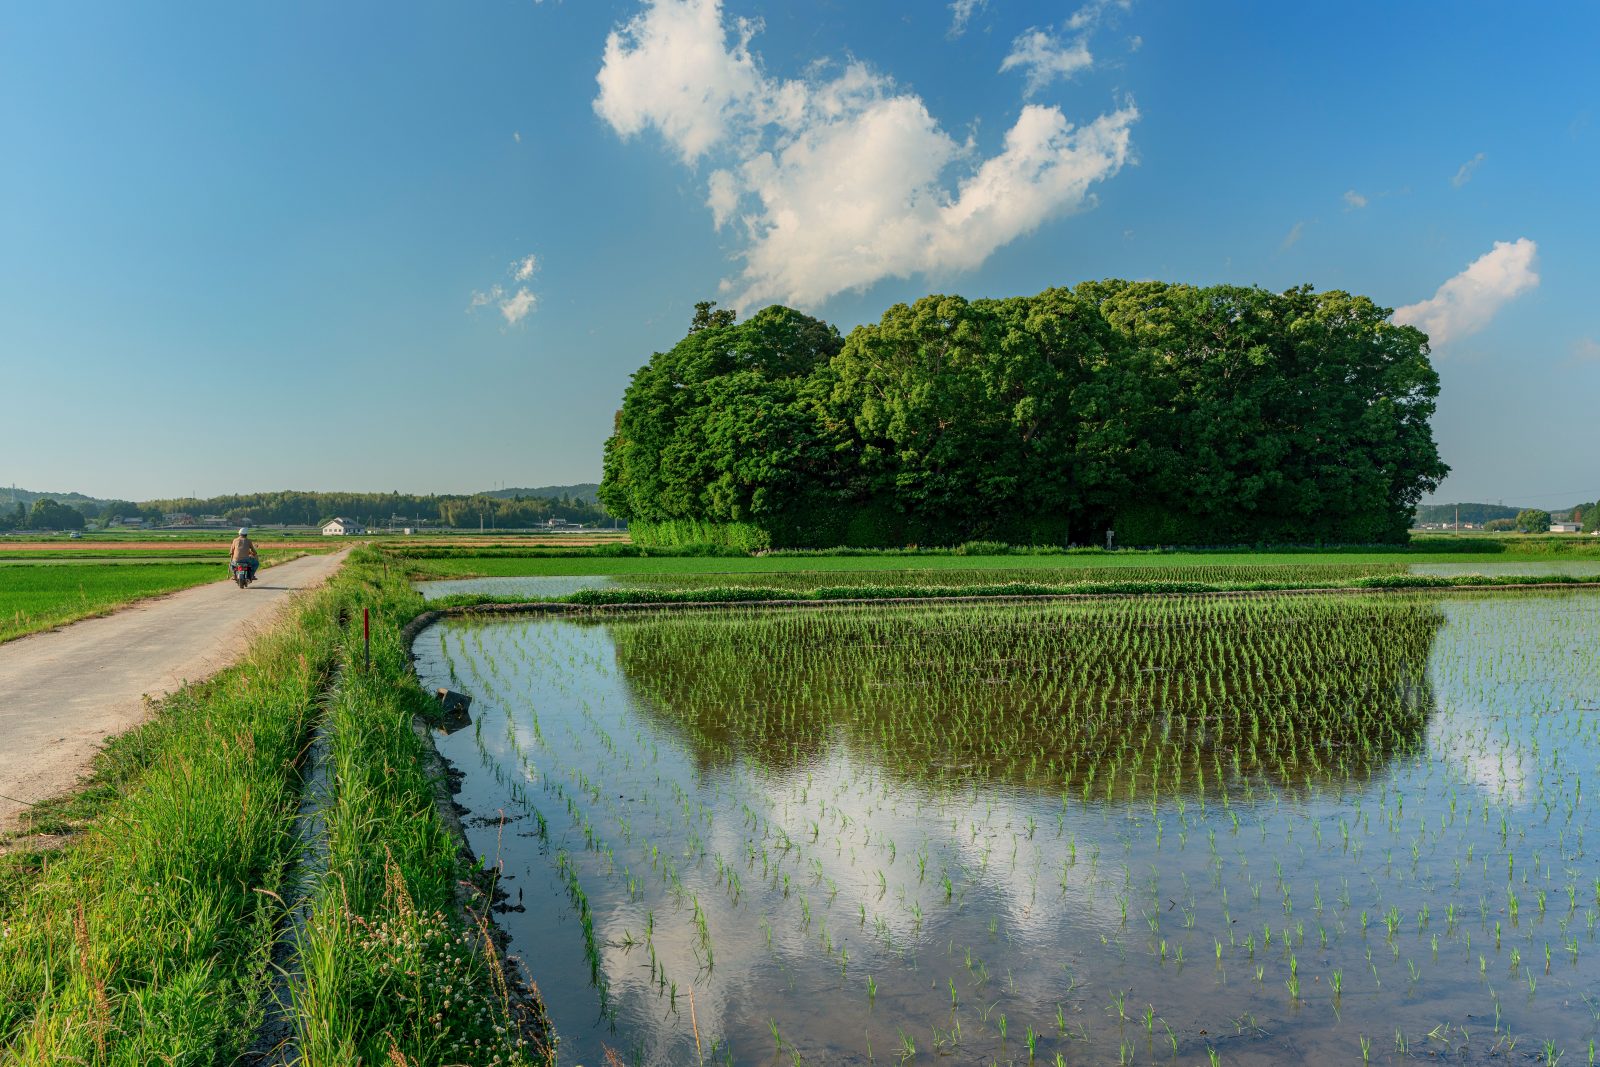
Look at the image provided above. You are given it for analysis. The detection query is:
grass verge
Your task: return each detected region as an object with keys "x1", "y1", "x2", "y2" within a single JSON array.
[
  {"x1": 0, "y1": 584, "x2": 337, "y2": 1062},
  {"x1": 290, "y1": 551, "x2": 551, "y2": 1066}
]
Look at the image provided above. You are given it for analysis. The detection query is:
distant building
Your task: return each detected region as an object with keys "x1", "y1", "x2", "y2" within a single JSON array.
[
  {"x1": 1550, "y1": 521, "x2": 1582, "y2": 533},
  {"x1": 321, "y1": 517, "x2": 366, "y2": 536},
  {"x1": 545, "y1": 518, "x2": 577, "y2": 529}
]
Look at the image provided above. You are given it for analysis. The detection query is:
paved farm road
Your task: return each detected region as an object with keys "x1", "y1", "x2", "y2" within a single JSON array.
[{"x1": 0, "y1": 548, "x2": 350, "y2": 832}]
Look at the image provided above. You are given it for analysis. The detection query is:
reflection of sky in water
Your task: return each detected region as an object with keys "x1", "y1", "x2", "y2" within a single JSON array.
[
  {"x1": 415, "y1": 591, "x2": 1600, "y2": 1067},
  {"x1": 415, "y1": 575, "x2": 619, "y2": 600}
]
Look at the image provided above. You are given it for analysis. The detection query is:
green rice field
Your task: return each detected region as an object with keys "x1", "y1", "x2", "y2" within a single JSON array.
[
  {"x1": 415, "y1": 589, "x2": 1600, "y2": 1065},
  {"x1": 2, "y1": 562, "x2": 236, "y2": 642},
  {"x1": 408, "y1": 550, "x2": 1596, "y2": 580}
]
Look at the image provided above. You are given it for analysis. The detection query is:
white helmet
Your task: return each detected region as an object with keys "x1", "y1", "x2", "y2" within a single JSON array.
[{"x1": 238, "y1": 528, "x2": 250, "y2": 536}]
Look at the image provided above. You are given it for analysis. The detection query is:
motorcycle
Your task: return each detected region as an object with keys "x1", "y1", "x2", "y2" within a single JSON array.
[{"x1": 230, "y1": 560, "x2": 257, "y2": 589}]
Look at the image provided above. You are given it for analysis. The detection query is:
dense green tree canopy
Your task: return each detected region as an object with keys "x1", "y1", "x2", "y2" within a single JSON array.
[
  {"x1": 601, "y1": 282, "x2": 1450, "y2": 548},
  {"x1": 1515, "y1": 508, "x2": 1552, "y2": 533},
  {"x1": 27, "y1": 498, "x2": 86, "y2": 531}
]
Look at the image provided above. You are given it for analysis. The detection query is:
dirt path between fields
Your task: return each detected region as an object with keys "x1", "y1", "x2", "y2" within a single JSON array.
[{"x1": 0, "y1": 549, "x2": 351, "y2": 832}]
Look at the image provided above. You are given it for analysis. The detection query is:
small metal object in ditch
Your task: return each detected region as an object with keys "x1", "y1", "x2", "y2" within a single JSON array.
[{"x1": 434, "y1": 688, "x2": 473, "y2": 734}]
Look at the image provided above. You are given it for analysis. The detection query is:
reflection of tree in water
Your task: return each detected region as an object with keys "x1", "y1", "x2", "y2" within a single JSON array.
[{"x1": 605, "y1": 595, "x2": 1444, "y2": 801}]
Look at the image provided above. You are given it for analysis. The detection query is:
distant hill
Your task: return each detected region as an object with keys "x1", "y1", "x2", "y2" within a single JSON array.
[
  {"x1": 1413, "y1": 503, "x2": 1523, "y2": 525},
  {"x1": 0, "y1": 486, "x2": 111, "y2": 513},
  {"x1": 478, "y1": 483, "x2": 601, "y2": 503}
]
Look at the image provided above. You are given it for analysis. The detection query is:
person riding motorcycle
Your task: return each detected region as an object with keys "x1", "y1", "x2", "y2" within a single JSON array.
[{"x1": 230, "y1": 528, "x2": 259, "y2": 581}]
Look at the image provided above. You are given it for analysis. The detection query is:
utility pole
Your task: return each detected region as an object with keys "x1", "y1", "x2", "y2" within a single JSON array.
[{"x1": 1455, "y1": 504, "x2": 1459, "y2": 534}]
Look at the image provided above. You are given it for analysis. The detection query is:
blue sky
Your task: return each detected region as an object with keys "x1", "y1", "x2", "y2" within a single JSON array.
[{"x1": 2, "y1": 1, "x2": 1595, "y2": 507}]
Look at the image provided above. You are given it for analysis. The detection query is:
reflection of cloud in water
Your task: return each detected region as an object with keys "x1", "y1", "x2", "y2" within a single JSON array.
[{"x1": 1426, "y1": 710, "x2": 1534, "y2": 805}]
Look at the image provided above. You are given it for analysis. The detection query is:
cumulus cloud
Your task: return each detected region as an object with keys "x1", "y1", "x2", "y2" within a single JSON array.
[
  {"x1": 1392, "y1": 238, "x2": 1539, "y2": 347},
  {"x1": 594, "y1": 0, "x2": 1139, "y2": 309},
  {"x1": 1000, "y1": 29, "x2": 1093, "y2": 97},
  {"x1": 999, "y1": 0, "x2": 1129, "y2": 97},
  {"x1": 593, "y1": 0, "x2": 766, "y2": 164},
  {"x1": 947, "y1": 0, "x2": 986, "y2": 38},
  {"x1": 1342, "y1": 189, "x2": 1367, "y2": 209},
  {"x1": 470, "y1": 253, "x2": 542, "y2": 325},
  {"x1": 498, "y1": 288, "x2": 538, "y2": 324},
  {"x1": 1451, "y1": 152, "x2": 1485, "y2": 188}
]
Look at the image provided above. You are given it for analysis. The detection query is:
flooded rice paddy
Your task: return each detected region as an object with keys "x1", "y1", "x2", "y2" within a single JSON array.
[
  {"x1": 414, "y1": 591, "x2": 1600, "y2": 1066},
  {"x1": 419, "y1": 575, "x2": 621, "y2": 600}
]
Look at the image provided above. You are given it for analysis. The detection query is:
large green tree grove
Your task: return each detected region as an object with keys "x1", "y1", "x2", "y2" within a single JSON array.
[{"x1": 600, "y1": 283, "x2": 1450, "y2": 548}]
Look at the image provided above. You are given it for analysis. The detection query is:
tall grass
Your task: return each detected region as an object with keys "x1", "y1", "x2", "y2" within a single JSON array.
[
  {"x1": 289, "y1": 551, "x2": 551, "y2": 1066},
  {"x1": 0, "y1": 587, "x2": 337, "y2": 1061}
]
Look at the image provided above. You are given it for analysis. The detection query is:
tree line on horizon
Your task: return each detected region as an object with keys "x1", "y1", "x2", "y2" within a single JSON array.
[
  {"x1": 0, "y1": 491, "x2": 610, "y2": 531},
  {"x1": 138, "y1": 490, "x2": 609, "y2": 530},
  {"x1": 600, "y1": 282, "x2": 1453, "y2": 549}
]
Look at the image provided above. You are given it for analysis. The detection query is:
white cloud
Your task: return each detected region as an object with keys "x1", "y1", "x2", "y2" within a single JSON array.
[
  {"x1": 1000, "y1": 29, "x2": 1093, "y2": 97},
  {"x1": 1451, "y1": 151, "x2": 1485, "y2": 188},
  {"x1": 470, "y1": 253, "x2": 542, "y2": 325},
  {"x1": 947, "y1": 0, "x2": 986, "y2": 38},
  {"x1": 593, "y1": 0, "x2": 766, "y2": 164},
  {"x1": 1280, "y1": 220, "x2": 1305, "y2": 250},
  {"x1": 1571, "y1": 337, "x2": 1600, "y2": 365},
  {"x1": 594, "y1": 0, "x2": 1139, "y2": 309},
  {"x1": 1066, "y1": 0, "x2": 1131, "y2": 32},
  {"x1": 1342, "y1": 189, "x2": 1368, "y2": 209},
  {"x1": 706, "y1": 168, "x2": 740, "y2": 229},
  {"x1": 498, "y1": 287, "x2": 538, "y2": 324},
  {"x1": 1392, "y1": 238, "x2": 1539, "y2": 347}
]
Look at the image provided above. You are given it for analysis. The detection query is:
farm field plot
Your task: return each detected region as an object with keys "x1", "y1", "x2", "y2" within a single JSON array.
[
  {"x1": 415, "y1": 562, "x2": 1414, "y2": 602},
  {"x1": 415, "y1": 590, "x2": 1600, "y2": 1066},
  {"x1": 406, "y1": 549, "x2": 1600, "y2": 581}
]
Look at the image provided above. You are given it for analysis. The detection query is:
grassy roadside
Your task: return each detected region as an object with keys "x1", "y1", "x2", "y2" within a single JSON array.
[
  {"x1": 0, "y1": 548, "x2": 545, "y2": 1066},
  {"x1": 0, "y1": 580, "x2": 337, "y2": 1061},
  {"x1": 0, "y1": 552, "x2": 307, "y2": 645},
  {"x1": 290, "y1": 551, "x2": 550, "y2": 1066}
]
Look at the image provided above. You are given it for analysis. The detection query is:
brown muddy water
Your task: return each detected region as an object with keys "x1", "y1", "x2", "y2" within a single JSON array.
[{"x1": 413, "y1": 591, "x2": 1600, "y2": 1066}]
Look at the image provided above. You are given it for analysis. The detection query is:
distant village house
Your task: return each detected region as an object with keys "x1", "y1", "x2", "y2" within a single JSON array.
[
  {"x1": 321, "y1": 517, "x2": 366, "y2": 536},
  {"x1": 1550, "y1": 521, "x2": 1582, "y2": 533}
]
